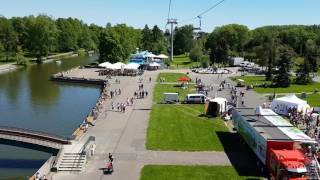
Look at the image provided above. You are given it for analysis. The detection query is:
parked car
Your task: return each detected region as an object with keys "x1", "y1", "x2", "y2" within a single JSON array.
[{"x1": 184, "y1": 94, "x2": 206, "y2": 104}]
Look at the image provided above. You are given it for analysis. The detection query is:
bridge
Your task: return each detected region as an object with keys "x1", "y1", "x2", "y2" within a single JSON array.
[{"x1": 0, "y1": 126, "x2": 72, "y2": 153}]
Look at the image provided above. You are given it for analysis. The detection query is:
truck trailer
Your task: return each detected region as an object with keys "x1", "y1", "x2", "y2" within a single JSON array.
[{"x1": 232, "y1": 107, "x2": 320, "y2": 180}]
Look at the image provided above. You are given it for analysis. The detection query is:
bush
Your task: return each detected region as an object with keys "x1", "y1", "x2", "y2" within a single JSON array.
[{"x1": 15, "y1": 52, "x2": 29, "y2": 66}]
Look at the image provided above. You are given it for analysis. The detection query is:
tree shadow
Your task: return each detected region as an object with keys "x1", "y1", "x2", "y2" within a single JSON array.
[{"x1": 216, "y1": 131, "x2": 266, "y2": 179}]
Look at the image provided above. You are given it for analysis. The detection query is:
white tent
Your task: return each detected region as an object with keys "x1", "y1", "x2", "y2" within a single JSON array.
[
  {"x1": 111, "y1": 62, "x2": 125, "y2": 70},
  {"x1": 125, "y1": 63, "x2": 140, "y2": 70},
  {"x1": 98, "y1": 62, "x2": 112, "y2": 68},
  {"x1": 271, "y1": 94, "x2": 311, "y2": 115},
  {"x1": 156, "y1": 54, "x2": 168, "y2": 59}
]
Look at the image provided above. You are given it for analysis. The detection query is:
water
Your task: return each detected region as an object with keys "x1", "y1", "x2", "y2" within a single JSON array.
[{"x1": 0, "y1": 55, "x2": 101, "y2": 179}]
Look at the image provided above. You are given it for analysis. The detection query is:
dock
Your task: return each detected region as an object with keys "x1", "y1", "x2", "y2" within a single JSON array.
[{"x1": 51, "y1": 67, "x2": 108, "y2": 85}]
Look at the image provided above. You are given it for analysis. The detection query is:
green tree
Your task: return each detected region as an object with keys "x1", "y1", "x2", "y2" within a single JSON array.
[
  {"x1": 206, "y1": 24, "x2": 249, "y2": 65},
  {"x1": 150, "y1": 25, "x2": 167, "y2": 54},
  {"x1": 272, "y1": 45, "x2": 294, "y2": 87},
  {"x1": 0, "y1": 16, "x2": 17, "y2": 61},
  {"x1": 173, "y1": 25, "x2": 194, "y2": 55},
  {"x1": 305, "y1": 39, "x2": 318, "y2": 73},
  {"x1": 25, "y1": 15, "x2": 58, "y2": 62},
  {"x1": 56, "y1": 18, "x2": 79, "y2": 51},
  {"x1": 295, "y1": 58, "x2": 311, "y2": 84},
  {"x1": 98, "y1": 30, "x2": 123, "y2": 63},
  {"x1": 189, "y1": 42, "x2": 203, "y2": 62},
  {"x1": 141, "y1": 25, "x2": 152, "y2": 51}
]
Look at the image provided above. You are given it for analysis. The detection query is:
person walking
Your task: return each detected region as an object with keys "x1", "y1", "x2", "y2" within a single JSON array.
[
  {"x1": 111, "y1": 102, "x2": 114, "y2": 111},
  {"x1": 108, "y1": 153, "x2": 114, "y2": 162},
  {"x1": 149, "y1": 77, "x2": 152, "y2": 83}
]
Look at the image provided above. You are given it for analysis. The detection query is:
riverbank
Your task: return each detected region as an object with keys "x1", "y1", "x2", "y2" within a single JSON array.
[
  {"x1": 0, "y1": 51, "x2": 90, "y2": 74},
  {"x1": 0, "y1": 63, "x2": 21, "y2": 74}
]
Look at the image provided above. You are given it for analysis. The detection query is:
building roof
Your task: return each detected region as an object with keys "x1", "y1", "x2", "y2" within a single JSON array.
[{"x1": 234, "y1": 108, "x2": 314, "y2": 142}]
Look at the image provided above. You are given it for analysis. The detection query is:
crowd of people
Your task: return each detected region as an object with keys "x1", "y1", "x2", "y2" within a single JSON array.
[
  {"x1": 288, "y1": 107, "x2": 320, "y2": 140},
  {"x1": 35, "y1": 172, "x2": 47, "y2": 180}
]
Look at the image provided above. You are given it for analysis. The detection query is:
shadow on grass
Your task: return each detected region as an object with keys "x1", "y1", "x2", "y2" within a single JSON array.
[{"x1": 216, "y1": 131, "x2": 266, "y2": 179}]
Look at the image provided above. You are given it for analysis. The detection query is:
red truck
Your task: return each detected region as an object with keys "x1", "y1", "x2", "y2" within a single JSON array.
[{"x1": 232, "y1": 107, "x2": 319, "y2": 180}]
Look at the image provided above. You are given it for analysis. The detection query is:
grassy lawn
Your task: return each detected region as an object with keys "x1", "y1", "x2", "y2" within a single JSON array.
[
  {"x1": 305, "y1": 93, "x2": 320, "y2": 107},
  {"x1": 147, "y1": 72, "x2": 229, "y2": 151},
  {"x1": 170, "y1": 55, "x2": 199, "y2": 69},
  {"x1": 140, "y1": 165, "x2": 262, "y2": 180},
  {"x1": 232, "y1": 76, "x2": 320, "y2": 94},
  {"x1": 153, "y1": 84, "x2": 195, "y2": 103},
  {"x1": 157, "y1": 72, "x2": 191, "y2": 83},
  {"x1": 146, "y1": 104, "x2": 228, "y2": 151}
]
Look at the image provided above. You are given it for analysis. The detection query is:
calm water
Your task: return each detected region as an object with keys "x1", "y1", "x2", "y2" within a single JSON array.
[{"x1": 0, "y1": 55, "x2": 101, "y2": 179}]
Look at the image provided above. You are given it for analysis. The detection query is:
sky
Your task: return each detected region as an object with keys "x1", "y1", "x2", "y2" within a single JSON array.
[{"x1": 0, "y1": 0, "x2": 319, "y2": 32}]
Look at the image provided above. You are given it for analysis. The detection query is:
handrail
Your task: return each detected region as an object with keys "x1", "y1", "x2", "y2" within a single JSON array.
[
  {"x1": 81, "y1": 136, "x2": 95, "y2": 154},
  {"x1": 313, "y1": 155, "x2": 320, "y2": 180}
]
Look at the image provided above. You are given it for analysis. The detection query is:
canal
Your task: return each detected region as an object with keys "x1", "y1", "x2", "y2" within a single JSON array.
[{"x1": 0, "y1": 55, "x2": 101, "y2": 179}]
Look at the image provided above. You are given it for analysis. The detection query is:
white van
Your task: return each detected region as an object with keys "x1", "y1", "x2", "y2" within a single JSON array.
[
  {"x1": 239, "y1": 61, "x2": 249, "y2": 67},
  {"x1": 163, "y1": 93, "x2": 179, "y2": 103},
  {"x1": 185, "y1": 94, "x2": 206, "y2": 104}
]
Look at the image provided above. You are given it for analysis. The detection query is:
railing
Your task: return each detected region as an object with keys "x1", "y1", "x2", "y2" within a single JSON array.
[
  {"x1": 81, "y1": 136, "x2": 96, "y2": 155},
  {"x1": 313, "y1": 155, "x2": 320, "y2": 179},
  {"x1": 0, "y1": 125, "x2": 71, "y2": 144}
]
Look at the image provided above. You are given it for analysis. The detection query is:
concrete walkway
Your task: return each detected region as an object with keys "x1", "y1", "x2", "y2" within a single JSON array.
[{"x1": 52, "y1": 68, "x2": 267, "y2": 180}]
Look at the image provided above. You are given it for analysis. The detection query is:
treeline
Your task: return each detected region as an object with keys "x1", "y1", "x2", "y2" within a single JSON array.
[
  {"x1": 0, "y1": 15, "x2": 102, "y2": 64},
  {"x1": 205, "y1": 24, "x2": 320, "y2": 85},
  {"x1": 98, "y1": 24, "x2": 167, "y2": 63}
]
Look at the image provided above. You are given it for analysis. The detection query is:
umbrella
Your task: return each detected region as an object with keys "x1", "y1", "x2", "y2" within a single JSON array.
[{"x1": 178, "y1": 77, "x2": 190, "y2": 82}]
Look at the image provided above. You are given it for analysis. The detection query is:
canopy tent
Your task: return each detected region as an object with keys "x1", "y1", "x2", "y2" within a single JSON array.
[
  {"x1": 155, "y1": 54, "x2": 168, "y2": 59},
  {"x1": 125, "y1": 63, "x2": 140, "y2": 70},
  {"x1": 98, "y1": 62, "x2": 112, "y2": 68},
  {"x1": 271, "y1": 94, "x2": 311, "y2": 115},
  {"x1": 111, "y1": 62, "x2": 125, "y2": 70},
  {"x1": 178, "y1": 76, "x2": 190, "y2": 82},
  {"x1": 149, "y1": 62, "x2": 161, "y2": 67}
]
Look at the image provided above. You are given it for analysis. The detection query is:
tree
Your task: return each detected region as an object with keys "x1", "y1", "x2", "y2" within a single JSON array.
[
  {"x1": 25, "y1": 15, "x2": 57, "y2": 62},
  {"x1": 56, "y1": 18, "x2": 79, "y2": 51},
  {"x1": 173, "y1": 25, "x2": 194, "y2": 55},
  {"x1": 150, "y1": 25, "x2": 167, "y2": 54},
  {"x1": 189, "y1": 43, "x2": 203, "y2": 62},
  {"x1": 98, "y1": 30, "x2": 123, "y2": 63},
  {"x1": 305, "y1": 39, "x2": 318, "y2": 73},
  {"x1": 0, "y1": 16, "x2": 17, "y2": 61},
  {"x1": 272, "y1": 45, "x2": 294, "y2": 87},
  {"x1": 295, "y1": 58, "x2": 311, "y2": 84},
  {"x1": 206, "y1": 24, "x2": 249, "y2": 65},
  {"x1": 141, "y1": 25, "x2": 152, "y2": 51}
]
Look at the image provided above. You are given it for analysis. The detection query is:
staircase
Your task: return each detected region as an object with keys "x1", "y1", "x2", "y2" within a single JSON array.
[{"x1": 57, "y1": 152, "x2": 87, "y2": 172}]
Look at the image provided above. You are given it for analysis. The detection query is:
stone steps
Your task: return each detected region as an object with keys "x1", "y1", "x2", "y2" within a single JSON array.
[{"x1": 57, "y1": 152, "x2": 87, "y2": 172}]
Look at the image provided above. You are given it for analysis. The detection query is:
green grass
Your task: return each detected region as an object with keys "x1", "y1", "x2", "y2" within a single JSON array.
[
  {"x1": 140, "y1": 165, "x2": 262, "y2": 180},
  {"x1": 146, "y1": 104, "x2": 228, "y2": 151},
  {"x1": 153, "y1": 84, "x2": 195, "y2": 103},
  {"x1": 170, "y1": 55, "x2": 199, "y2": 68},
  {"x1": 305, "y1": 93, "x2": 320, "y2": 107},
  {"x1": 232, "y1": 76, "x2": 320, "y2": 94},
  {"x1": 157, "y1": 72, "x2": 191, "y2": 83}
]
